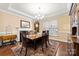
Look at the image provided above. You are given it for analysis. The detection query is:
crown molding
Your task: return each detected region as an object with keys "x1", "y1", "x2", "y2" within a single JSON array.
[
  {"x1": 8, "y1": 4, "x2": 34, "y2": 19},
  {"x1": 45, "y1": 9, "x2": 68, "y2": 18},
  {"x1": 0, "y1": 3, "x2": 70, "y2": 20},
  {"x1": 0, "y1": 8, "x2": 34, "y2": 22}
]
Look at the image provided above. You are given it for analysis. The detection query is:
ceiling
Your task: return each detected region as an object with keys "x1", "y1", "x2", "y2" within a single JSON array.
[{"x1": 0, "y1": 3, "x2": 72, "y2": 19}]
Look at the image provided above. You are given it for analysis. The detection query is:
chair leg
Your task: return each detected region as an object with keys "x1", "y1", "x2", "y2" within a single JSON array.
[
  {"x1": 25, "y1": 47, "x2": 27, "y2": 56},
  {"x1": 45, "y1": 41, "x2": 48, "y2": 48},
  {"x1": 20, "y1": 45, "x2": 27, "y2": 56},
  {"x1": 20, "y1": 46, "x2": 23, "y2": 54},
  {"x1": 41, "y1": 39, "x2": 44, "y2": 52},
  {"x1": 42, "y1": 42, "x2": 44, "y2": 52},
  {"x1": 47, "y1": 39, "x2": 50, "y2": 45}
]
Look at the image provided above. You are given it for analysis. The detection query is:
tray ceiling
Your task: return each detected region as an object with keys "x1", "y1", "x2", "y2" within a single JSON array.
[{"x1": 0, "y1": 3, "x2": 72, "y2": 19}]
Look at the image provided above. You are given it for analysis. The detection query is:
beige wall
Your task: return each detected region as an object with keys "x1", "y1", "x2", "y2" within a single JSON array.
[
  {"x1": 39, "y1": 14, "x2": 71, "y2": 34},
  {"x1": 38, "y1": 14, "x2": 71, "y2": 42},
  {"x1": 35, "y1": 15, "x2": 71, "y2": 42},
  {"x1": 58, "y1": 14, "x2": 71, "y2": 33},
  {"x1": 0, "y1": 11, "x2": 33, "y2": 34},
  {"x1": 0, "y1": 14, "x2": 4, "y2": 31},
  {"x1": 0, "y1": 11, "x2": 71, "y2": 35}
]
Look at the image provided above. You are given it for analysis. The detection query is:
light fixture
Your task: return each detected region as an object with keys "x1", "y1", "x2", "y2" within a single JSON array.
[
  {"x1": 34, "y1": 6, "x2": 44, "y2": 20},
  {"x1": 36, "y1": 24, "x2": 39, "y2": 27}
]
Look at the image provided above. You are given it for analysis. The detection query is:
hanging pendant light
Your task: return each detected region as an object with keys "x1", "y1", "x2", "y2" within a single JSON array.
[{"x1": 34, "y1": 6, "x2": 44, "y2": 20}]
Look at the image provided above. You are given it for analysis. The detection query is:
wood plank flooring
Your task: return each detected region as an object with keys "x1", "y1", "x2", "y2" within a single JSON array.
[
  {"x1": 56, "y1": 42, "x2": 68, "y2": 56},
  {"x1": 0, "y1": 41, "x2": 69, "y2": 56},
  {"x1": 0, "y1": 45, "x2": 15, "y2": 56}
]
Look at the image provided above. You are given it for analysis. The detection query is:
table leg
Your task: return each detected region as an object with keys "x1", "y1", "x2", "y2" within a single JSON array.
[
  {"x1": 25, "y1": 46, "x2": 27, "y2": 56},
  {"x1": 34, "y1": 40, "x2": 36, "y2": 50},
  {"x1": 45, "y1": 40, "x2": 48, "y2": 48}
]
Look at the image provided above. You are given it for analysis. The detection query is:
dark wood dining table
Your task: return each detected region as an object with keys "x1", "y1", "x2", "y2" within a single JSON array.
[
  {"x1": 26, "y1": 34, "x2": 43, "y2": 50},
  {"x1": 20, "y1": 31, "x2": 48, "y2": 55}
]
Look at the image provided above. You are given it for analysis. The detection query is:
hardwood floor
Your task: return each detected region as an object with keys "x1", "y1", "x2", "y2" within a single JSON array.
[
  {"x1": 0, "y1": 45, "x2": 15, "y2": 56},
  {"x1": 0, "y1": 41, "x2": 69, "y2": 56},
  {"x1": 56, "y1": 42, "x2": 68, "y2": 56}
]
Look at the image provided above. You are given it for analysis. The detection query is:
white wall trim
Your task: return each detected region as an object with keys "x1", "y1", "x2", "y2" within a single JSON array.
[
  {"x1": 0, "y1": 3, "x2": 69, "y2": 21},
  {"x1": 45, "y1": 9, "x2": 68, "y2": 18},
  {"x1": 8, "y1": 4, "x2": 34, "y2": 19},
  {"x1": 0, "y1": 8, "x2": 33, "y2": 20}
]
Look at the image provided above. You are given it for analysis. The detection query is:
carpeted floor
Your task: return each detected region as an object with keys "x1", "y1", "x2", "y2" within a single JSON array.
[{"x1": 11, "y1": 40, "x2": 59, "y2": 56}]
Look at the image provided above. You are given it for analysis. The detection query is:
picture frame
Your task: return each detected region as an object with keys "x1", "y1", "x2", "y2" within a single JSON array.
[{"x1": 20, "y1": 20, "x2": 30, "y2": 28}]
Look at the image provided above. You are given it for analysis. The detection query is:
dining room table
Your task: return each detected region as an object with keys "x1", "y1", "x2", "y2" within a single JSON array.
[{"x1": 26, "y1": 33, "x2": 43, "y2": 50}]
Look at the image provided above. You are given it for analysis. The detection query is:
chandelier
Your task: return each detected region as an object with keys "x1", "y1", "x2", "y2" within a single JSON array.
[{"x1": 34, "y1": 6, "x2": 44, "y2": 20}]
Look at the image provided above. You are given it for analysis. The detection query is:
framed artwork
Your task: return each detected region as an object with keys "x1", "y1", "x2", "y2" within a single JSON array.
[{"x1": 20, "y1": 20, "x2": 30, "y2": 28}]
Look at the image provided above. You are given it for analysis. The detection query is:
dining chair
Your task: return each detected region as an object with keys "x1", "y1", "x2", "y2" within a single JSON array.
[
  {"x1": 20, "y1": 31, "x2": 30, "y2": 56},
  {"x1": 46, "y1": 30, "x2": 50, "y2": 45},
  {"x1": 41, "y1": 31, "x2": 48, "y2": 51}
]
